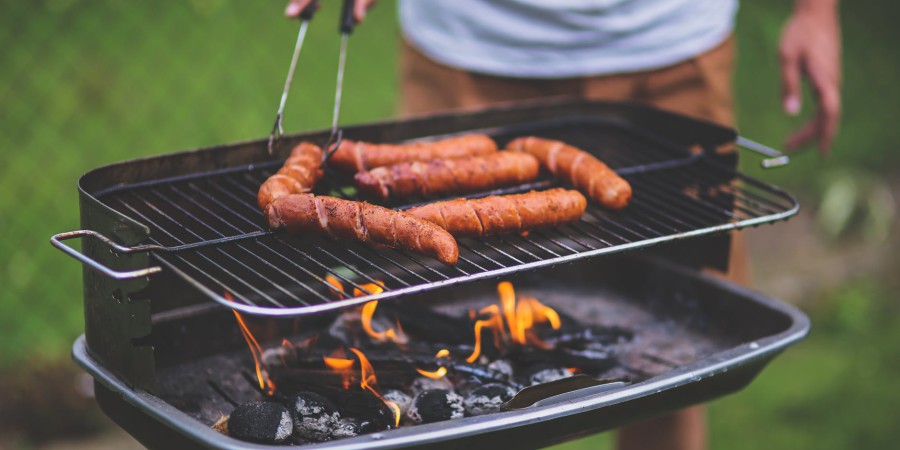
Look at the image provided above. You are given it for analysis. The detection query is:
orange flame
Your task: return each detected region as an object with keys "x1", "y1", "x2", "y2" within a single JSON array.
[
  {"x1": 417, "y1": 349, "x2": 450, "y2": 379},
  {"x1": 323, "y1": 356, "x2": 355, "y2": 370},
  {"x1": 466, "y1": 306, "x2": 505, "y2": 363},
  {"x1": 416, "y1": 366, "x2": 448, "y2": 379},
  {"x1": 353, "y1": 282, "x2": 384, "y2": 297},
  {"x1": 324, "y1": 349, "x2": 354, "y2": 389},
  {"x1": 466, "y1": 282, "x2": 564, "y2": 360},
  {"x1": 226, "y1": 293, "x2": 275, "y2": 396},
  {"x1": 360, "y1": 299, "x2": 408, "y2": 344},
  {"x1": 325, "y1": 275, "x2": 345, "y2": 298},
  {"x1": 349, "y1": 348, "x2": 401, "y2": 427}
]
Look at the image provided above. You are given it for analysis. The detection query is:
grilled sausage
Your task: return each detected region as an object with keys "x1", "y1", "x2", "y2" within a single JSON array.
[
  {"x1": 257, "y1": 142, "x2": 324, "y2": 209},
  {"x1": 406, "y1": 189, "x2": 587, "y2": 237},
  {"x1": 506, "y1": 137, "x2": 631, "y2": 210},
  {"x1": 266, "y1": 194, "x2": 459, "y2": 265},
  {"x1": 354, "y1": 152, "x2": 540, "y2": 201},
  {"x1": 329, "y1": 134, "x2": 498, "y2": 173}
]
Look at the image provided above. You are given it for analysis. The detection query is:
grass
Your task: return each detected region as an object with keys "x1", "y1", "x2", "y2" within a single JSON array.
[{"x1": 1, "y1": 0, "x2": 899, "y2": 447}]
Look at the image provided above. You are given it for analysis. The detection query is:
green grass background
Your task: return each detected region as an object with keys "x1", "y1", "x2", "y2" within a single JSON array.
[{"x1": 1, "y1": 0, "x2": 898, "y2": 447}]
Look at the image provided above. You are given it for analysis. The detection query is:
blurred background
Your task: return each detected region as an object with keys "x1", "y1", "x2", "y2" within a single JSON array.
[{"x1": 1, "y1": 0, "x2": 898, "y2": 449}]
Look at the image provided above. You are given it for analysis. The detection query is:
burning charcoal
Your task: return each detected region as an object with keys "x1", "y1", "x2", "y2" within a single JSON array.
[
  {"x1": 521, "y1": 365, "x2": 573, "y2": 387},
  {"x1": 330, "y1": 418, "x2": 362, "y2": 439},
  {"x1": 406, "y1": 389, "x2": 465, "y2": 424},
  {"x1": 287, "y1": 391, "x2": 341, "y2": 442},
  {"x1": 463, "y1": 383, "x2": 517, "y2": 416},
  {"x1": 487, "y1": 359, "x2": 514, "y2": 379},
  {"x1": 227, "y1": 402, "x2": 293, "y2": 444},
  {"x1": 411, "y1": 376, "x2": 454, "y2": 393},
  {"x1": 383, "y1": 389, "x2": 413, "y2": 416}
]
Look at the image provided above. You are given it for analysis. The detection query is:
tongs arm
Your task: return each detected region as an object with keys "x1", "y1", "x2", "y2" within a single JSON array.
[
  {"x1": 321, "y1": 0, "x2": 358, "y2": 167},
  {"x1": 267, "y1": 1, "x2": 320, "y2": 156}
]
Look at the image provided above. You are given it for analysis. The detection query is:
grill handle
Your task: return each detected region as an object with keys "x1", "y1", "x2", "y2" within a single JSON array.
[
  {"x1": 50, "y1": 230, "x2": 162, "y2": 280},
  {"x1": 736, "y1": 136, "x2": 790, "y2": 168}
]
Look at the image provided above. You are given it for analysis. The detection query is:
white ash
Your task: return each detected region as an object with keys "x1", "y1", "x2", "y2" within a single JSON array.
[
  {"x1": 411, "y1": 376, "x2": 454, "y2": 393},
  {"x1": 406, "y1": 389, "x2": 465, "y2": 424},
  {"x1": 383, "y1": 389, "x2": 413, "y2": 416},
  {"x1": 487, "y1": 359, "x2": 514, "y2": 379},
  {"x1": 330, "y1": 418, "x2": 362, "y2": 439},
  {"x1": 525, "y1": 366, "x2": 573, "y2": 386},
  {"x1": 328, "y1": 313, "x2": 360, "y2": 344},
  {"x1": 288, "y1": 392, "x2": 341, "y2": 442},
  {"x1": 227, "y1": 402, "x2": 293, "y2": 444},
  {"x1": 463, "y1": 383, "x2": 517, "y2": 416}
]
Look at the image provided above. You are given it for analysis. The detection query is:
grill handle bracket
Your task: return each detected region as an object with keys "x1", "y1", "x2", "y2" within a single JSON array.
[
  {"x1": 736, "y1": 136, "x2": 790, "y2": 168},
  {"x1": 51, "y1": 230, "x2": 162, "y2": 280}
]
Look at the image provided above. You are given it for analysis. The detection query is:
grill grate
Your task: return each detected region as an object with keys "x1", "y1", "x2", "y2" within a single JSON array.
[{"x1": 95, "y1": 121, "x2": 797, "y2": 316}]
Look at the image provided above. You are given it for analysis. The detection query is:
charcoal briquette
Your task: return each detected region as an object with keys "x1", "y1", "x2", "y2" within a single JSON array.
[
  {"x1": 463, "y1": 383, "x2": 517, "y2": 416},
  {"x1": 406, "y1": 389, "x2": 465, "y2": 424},
  {"x1": 522, "y1": 365, "x2": 573, "y2": 386},
  {"x1": 227, "y1": 401, "x2": 293, "y2": 444},
  {"x1": 287, "y1": 391, "x2": 341, "y2": 441},
  {"x1": 330, "y1": 418, "x2": 362, "y2": 439},
  {"x1": 411, "y1": 376, "x2": 454, "y2": 393},
  {"x1": 383, "y1": 389, "x2": 413, "y2": 416},
  {"x1": 487, "y1": 359, "x2": 514, "y2": 379}
]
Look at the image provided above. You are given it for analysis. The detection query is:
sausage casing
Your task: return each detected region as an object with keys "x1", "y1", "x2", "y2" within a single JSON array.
[
  {"x1": 266, "y1": 194, "x2": 459, "y2": 265},
  {"x1": 257, "y1": 142, "x2": 324, "y2": 209},
  {"x1": 329, "y1": 134, "x2": 498, "y2": 172},
  {"x1": 406, "y1": 189, "x2": 587, "y2": 237},
  {"x1": 354, "y1": 152, "x2": 539, "y2": 201},
  {"x1": 506, "y1": 137, "x2": 631, "y2": 210}
]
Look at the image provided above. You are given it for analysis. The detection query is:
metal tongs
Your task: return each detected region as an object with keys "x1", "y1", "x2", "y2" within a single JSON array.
[
  {"x1": 321, "y1": 0, "x2": 358, "y2": 166},
  {"x1": 268, "y1": 1, "x2": 319, "y2": 156}
]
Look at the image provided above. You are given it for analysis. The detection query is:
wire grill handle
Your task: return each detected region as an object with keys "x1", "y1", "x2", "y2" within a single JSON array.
[
  {"x1": 50, "y1": 230, "x2": 162, "y2": 280},
  {"x1": 736, "y1": 136, "x2": 790, "y2": 168}
]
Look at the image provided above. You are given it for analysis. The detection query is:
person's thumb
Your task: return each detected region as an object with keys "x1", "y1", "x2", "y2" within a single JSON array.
[{"x1": 780, "y1": 49, "x2": 802, "y2": 116}]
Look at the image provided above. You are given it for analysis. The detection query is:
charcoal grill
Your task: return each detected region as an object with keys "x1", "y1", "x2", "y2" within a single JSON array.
[{"x1": 54, "y1": 100, "x2": 807, "y2": 448}]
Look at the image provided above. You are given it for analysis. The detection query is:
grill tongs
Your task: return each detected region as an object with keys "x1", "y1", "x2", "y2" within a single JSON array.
[{"x1": 268, "y1": 0, "x2": 359, "y2": 168}]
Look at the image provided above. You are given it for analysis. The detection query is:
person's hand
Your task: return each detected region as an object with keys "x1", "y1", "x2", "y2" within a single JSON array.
[
  {"x1": 285, "y1": 0, "x2": 378, "y2": 23},
  {"x1": 779, "y1": 0, "x2": 842, "y2": 155}
]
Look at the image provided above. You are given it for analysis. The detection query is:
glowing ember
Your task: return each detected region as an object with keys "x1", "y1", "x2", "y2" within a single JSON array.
[
  {"x1": 349, "y1": 348, "x2": 401, "y2": 427},
  {"x1": 435, "y1": 348, "x2": 450, "y2": 359},
  {"x1": 226, "y1": 293, "x2": 275, "y2": 396}
]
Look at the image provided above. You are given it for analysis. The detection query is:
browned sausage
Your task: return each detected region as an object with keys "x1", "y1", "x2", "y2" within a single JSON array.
[
  {"x1": 257, "y1": 142, "x2": 324, "y2": 209},
  {"x1": 328, "y1": 134, "x2": 498, "y2": 172},
  {"x1": 406, "y1": 189, "x2": 587, "y2": 237},
  {"x1": 354, "y1": 152, "x2": 540, "y2": 201},
  {"x1": 506, "y1": 137, "x2": 632, "y2": 210},
  {"x1": 266, "y1": 194, "x2": 459, "y2": 265}
]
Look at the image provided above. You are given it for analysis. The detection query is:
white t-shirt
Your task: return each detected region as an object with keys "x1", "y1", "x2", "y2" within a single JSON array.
[{"x1": 399, "y1": 0, "x2": 738, "y2": 79}]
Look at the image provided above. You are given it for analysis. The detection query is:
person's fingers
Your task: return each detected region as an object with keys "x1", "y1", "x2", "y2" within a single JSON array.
[
  {"x1": 807, "y1": 66, "x2": 841, "y2": 155},
  {"x1": 354, "y1": 0, "x2": 378, "y2": 23},
  {"x1": 285, "y1": 0, "x2": 311, "y2": 18},
  {"x1": 779, "y1": 46, "x2": 802, "y2": 116},
  {"x1": 785, "y1": 119, "x2": 819, "y2": 152}
]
